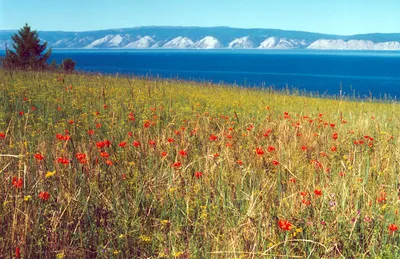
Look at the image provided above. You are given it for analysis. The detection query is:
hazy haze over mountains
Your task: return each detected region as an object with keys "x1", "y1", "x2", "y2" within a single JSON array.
[{"x1": 1, "y1": 26, "x2": 400, "y2": 50}]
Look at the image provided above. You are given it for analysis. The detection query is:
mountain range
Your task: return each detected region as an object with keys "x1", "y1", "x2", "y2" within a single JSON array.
[{"x1": 1, "y1": 26, "x2": 400, "y2": 50}]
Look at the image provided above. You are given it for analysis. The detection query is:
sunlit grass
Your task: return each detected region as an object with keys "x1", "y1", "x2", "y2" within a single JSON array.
[{"x1": 1, "y1": 70, "x2": 400, "y2": 258}]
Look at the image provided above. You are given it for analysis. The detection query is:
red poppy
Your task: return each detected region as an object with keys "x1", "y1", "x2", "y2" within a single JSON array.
[
  {"x1": 300, "y1": 191, "x2": 308, "y2": 197},
  {"x1": 132, "y1": 141, "x2": 141, "y2": 147},
  {"x1": 389, "y1": 224, "x2": 398, "y2": 233},
  {"x1": 209, "y1": 134, "x2": 218, "y2": 141},
  {"x1": 161, "y1": 151, "x2": 167, "y2": 157},
  {"x1": 330, "y1": 146, "x2": 337, "y2": 152},
  {"x1": 195, "y1": 171, "x2": 203, "y2": 178},
  {"x1": 105, "y1": 160, "x2": 113, "y2": 166},
  {"x1": 179, "y1": 150, "x2": 187, "y2": 156},
  {"x1": 57, "y1": 157, "x2": 70, "y2": 164},
  {"x1": 100, "y1": 152, "x2": 109, "y2": 158},
  {"x1": 237, "y1": 160, "x2": 243, "y2": 165},
  {"x1": 272, "y1": 160, "x2": 280, "y2": 166},
  {"x1": 103, "y1": 104, "x2": 108, "y2": 109},
  {"x1": 148, "y1": 139, "x2": 156, "y2": 146},
  {"x1": 278, "y1": 219, "x2": 292, "y2": 231},
  {"x1": 332, "y1": 132, "x2": 338, "y2": 140},
  {"x1": 128, "y1": 113, "x2": 135, "y2": 121},
  {"x1": 267, "y1": 146, "x2": 276, "y2": 152},
  {"x1": 39, "y1": 191, "x2": 50, "y2": 201},
  {"x1": 0, "y1": 132, "x2": 5, "y2": 139},
  {"x1": 119, "y1": 141, "x2": 127, "y2": 148},
  {"x1": 34, "y1": 153, "x2": 44, "y2": 161},
  {"x1": 12, "y1": 177, "x2": 23, "y2": 189},
  {"x1": 302, "y1": 199, "x2": 311, "y2": 206},
  {"x1": 314, "y1": 189, "x2": 323, "y2": 196},
  {"x1": 88, "y1": 129, "x2": 94, "y2": 136},
  {"x1": 19, "y1": 111, "x2": 24, "y2": 116},
  {"x1": 96, "y1": 123, "x2": 102, "y2": 128},
  {"x1": 171, "y1": 161, "x2": 181, "y2": 168},
  {"x1": 16, "y1": 247, "x2": 20, "y2": 258},
  {"x1": 256, "y1": 147, "x2": 264, "y2": 156},
  {"x1": 76, "y1": 153, "x2": 87, "y2": 163},
  {"x1": 68, "y1": 120, "x2": 74, "y2": 125},
  {"x1": 301, "y1": 145, "x2": 307, "y2": 151},
  {"x1": 167, "y1": 138, "x2": 174, "y2": 143}
]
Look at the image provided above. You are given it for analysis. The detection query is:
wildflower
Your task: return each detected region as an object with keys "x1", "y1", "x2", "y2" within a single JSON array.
[
  {"x1": 45, "y1": 171, "x2": 56, "y2": 178},
  {"x1": 16, "y1": 247, "x2": 20, "y2": 258},
  {"x1": 118, "y1": 141, "x2": 127, "y2": 148},
  {"x1": 76, "y1": 153, "x2": 86, "y2": 161},
  {"x1": 0, "y1": 132, "x2": 5, "y2": 139},
  {"x1": 161, "y1": 151, "x2": 167, "y2": 157},
  {"x1": 88, "y1": 129, "x2": 94, "y2": 136},
  {"x1": 100, "y1": 152, "x2": 109, "y2": 158},
  {"x1": 301, "y1": 145, "x2": 307, "y2": 151},
  {"x1": 171, "y1": 161, "x2": 181, "y2": 168},
  {"x1": 333, "y1": 132, "x2": 338, "y2": 140},
  {"x1": 278, "y1": 219, "x2": 293, "y2": 231},
  {"x1": 179, "y1": 150, "x2": 187, "y2": 157},
  {"x1": 57, "y1": 157, "x2": 70, "y2": 164},
  {"x1": 96, "y1": 123, "x2": 102, "y2": 128},
  {"x1": 19, "y1": 111, "x2": 24, "y2": 116},
  {"x1": 339, "y1": 171, "x2": 345, "y2": 177},
  {"x1": 103, "y1": 104, "x2": 108, "y2": 109},
  {"x1": 12, "y1": 177, "x2": 23, "y2": 189},
  {"x1": 34, "y1": 153, "x2": 44, "y2": 161},
  {"x1": 148, "y1": 139, "x2": 156, "y2": 146},
  {"x1": 330, "y1": 146, "x2": 337, "y2": 152},
  {"x1": 132, "y1": 141, "x2": 141, "y2": 147},
  {"x1": 314, "y1": 189, "x2": 323, "y2": 196},
  {"x1": 38, "y1": 191, "x2": 50, "y2": 201},
  {"x1": 389, "y1": 224, "x2": 398, "y2": 233},
  {"x1": 237, "y1": 160, "x2": 243, "y2": 165},
  {"x1": 68, "y1": 120, "x2": 74, "y2": 125},
  {"x1": 302, "y1": 199, "x2": 311, "y2": 206},
  {"x1": 300, "y1": 191, "x2": 308, "y2": 197},
  {"x1": 272, "y1": 160, "x2": 280, "y2": 166},
  {"x1": 195, "y1": 171, "x2": 203, "y2": 178},
  {"x1": 267, "y1": 146, "x2": 276, "y2": 152},
  {"x1": 105, "y1": 160, "x2": 113, "y2": 166},
  {"x1": 167, "y1": 138, "x2": 174, "y2": 143},
  {"x1": 209, "y1": 134, "x2": 218, "y2": 141},
  {"x1": 128, "y1": 113, "x2": 135, "y2": 121},
  {"x1": 256, "y1": 147, "x2": 264, "y2": 155}
]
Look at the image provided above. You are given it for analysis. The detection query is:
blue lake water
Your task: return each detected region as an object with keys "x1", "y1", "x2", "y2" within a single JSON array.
[{"x1": 2, "y1": 49, "x2": 400, "y2": 98}]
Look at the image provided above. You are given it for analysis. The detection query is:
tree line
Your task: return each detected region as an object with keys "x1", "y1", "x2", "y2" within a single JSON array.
[{"x1": 0, "y1": 23, "x2": 76, "y2": 72}]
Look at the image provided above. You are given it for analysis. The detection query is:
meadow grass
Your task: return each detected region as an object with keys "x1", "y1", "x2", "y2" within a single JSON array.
[{"x1": 1, "y1": 70, "x2": 400, "y2": 258}]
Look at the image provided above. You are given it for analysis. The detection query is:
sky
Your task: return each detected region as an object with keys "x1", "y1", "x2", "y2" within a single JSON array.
[{"x1": 0, "y1": 0, "x2": 399, "y2": 35}]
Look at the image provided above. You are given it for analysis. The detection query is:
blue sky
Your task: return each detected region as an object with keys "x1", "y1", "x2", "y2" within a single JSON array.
[{"x1": 0, "y1": 0, "x2": 399, "y2": 35}]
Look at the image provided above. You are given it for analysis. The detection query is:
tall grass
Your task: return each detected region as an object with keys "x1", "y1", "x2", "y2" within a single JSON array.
[{"x1": 1, "y1": 70, "x2": 400, "y2": 258}]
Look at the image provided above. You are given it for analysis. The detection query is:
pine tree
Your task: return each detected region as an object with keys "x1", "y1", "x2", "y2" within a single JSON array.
[{"x1": 1, "y1": 23, "x2": 52, "y2": 70}]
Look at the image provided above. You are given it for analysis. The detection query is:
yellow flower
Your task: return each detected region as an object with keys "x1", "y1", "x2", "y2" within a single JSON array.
[
  {"x1": 24, "y1": 195, "x2": 32, "y2": 201},
  {"x1": 45, "y1": 170, "x2": 56, "y2": 178}
]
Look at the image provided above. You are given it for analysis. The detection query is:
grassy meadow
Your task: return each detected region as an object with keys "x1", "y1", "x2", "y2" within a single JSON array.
[{"x1": 1, "y1": 70, "x2": 400, "y2": 258}]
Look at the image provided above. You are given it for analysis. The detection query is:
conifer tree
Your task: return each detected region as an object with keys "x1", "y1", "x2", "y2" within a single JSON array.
[{"x1": 1, "y1": 23, "x2": 52, "y2": 70}]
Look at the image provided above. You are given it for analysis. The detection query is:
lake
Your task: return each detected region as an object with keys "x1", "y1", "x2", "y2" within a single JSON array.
[{"x1": 2, "y1": 49, "x2": 400, "y2": 98}]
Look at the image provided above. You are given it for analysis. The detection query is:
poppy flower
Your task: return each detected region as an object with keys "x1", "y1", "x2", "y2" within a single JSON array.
[
  {"x1": 332, "y1": 132, "x2": 338, "y2": 140},
  {"x1": 0, "y1": 132, "x2": 5, "y2": 139},
  {"x1": 209, "y1": 134, "x2": 218, "y2": 141},
  {"x1": 132, "y1": 141, "x2": 141, "y2": 147},
  {"x1": 278, "y1": 219, "x2": 292, "y2": 231},
  {"x1": 100, "y1": 152, "x2": 109, "y2": 158},
  {"x1": 118, "y1": 141, "x2": 127, "y2": 148},
  {"x1": 267, "y1": 146, "x2": 276, "y2": 152},
  {"x1": 12, "y1": 177, "x2": 23, "y2": 189},
  {"x1": 195, "y1": 171, "x2": 203, "y2": 178},
  {"x1": 302, "y1": 199, "x2": 311, "y2": 206},
  {"x1": 301, "y1": 145, "x2": 307, "y2": 151},
  {"x1": 19, "y1": 111, "x2": 24, "y2": 116},
  {"x1": 272, "y1": 160, "x2": 280, "y2": 166},
  {"x1": 34, "y1": 153, "x2": 44, "y2": 161},
  {"x1": 88, "y1": 129, "x2": 94, "y2": 136},
  {"x1": 38, "y1": 191, "x2": 50, "y2": 201},
  {"x1": 179, "y1": 150, "x2": 187, "y2": 156},
  {"x1": 237, "y1": 160, "x2": 243, "y2": 165},
  {"x1": 148, "y1": 140, "x2": 156, "y2": 146},
  {"x1": 105, "y1": 160, "x2": 113, "y2": 166},
  {"x1": 96, "y1": 123, "x2": 102, "y2": 128},
  {"x1": 128, "y1": 113, "x2": 135, "y2": 121},
  {"x1": 300, "y1": 191, "x2": 308, "y2": 197},
  {"x1": 15, "y1": 247, "x2": 20, "y2": 258},
  {"x1": 314, "y1": 189, "x2": 323, "y2": 196},
  {"x1": 161, "y1": 151, "x2": 167, "y2": 157},
  {"x1": 167, "y1": 138, "x2": 175, "y2": 143},
  {"x1": 256, "y1": 147, "x2": 264, "y2": 156},
  {"x1": 57, "y1": 157, "x2": 70, "y2": 164},
  {"x1": 389, "y1": 224, "x2": 398, "y2": 233}
]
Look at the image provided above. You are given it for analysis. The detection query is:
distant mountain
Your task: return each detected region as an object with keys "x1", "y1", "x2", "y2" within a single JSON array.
[{"x1": 1, "y1": 26, "x2": 400, "y2": 50}]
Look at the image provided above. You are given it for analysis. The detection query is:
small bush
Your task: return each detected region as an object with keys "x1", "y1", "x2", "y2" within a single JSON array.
[{"x1": 61, "y1": 58, "x2": 76, "y2": 73}]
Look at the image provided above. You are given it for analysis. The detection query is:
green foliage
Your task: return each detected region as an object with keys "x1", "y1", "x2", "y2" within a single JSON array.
[
  {"x1": 0, "y1": 23, "x2": 52, "y2": 70},
  {"x1": 61, "y1": 58, "x2": 76, "y2": 73}
]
